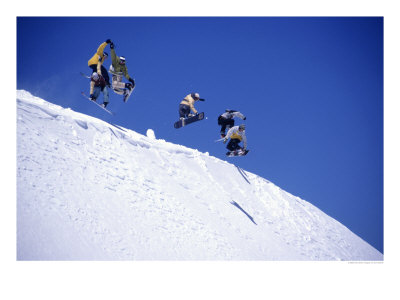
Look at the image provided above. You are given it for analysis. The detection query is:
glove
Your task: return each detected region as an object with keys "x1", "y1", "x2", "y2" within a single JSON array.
[
  {"x1": 106, "y1": 39, "x2": 112, "y2": 44},
  {"x1": 110, "y1": 42, "x2": 114, "y2": 49},
  {"x1": 223, "y1": 138, "x2": 227, "y2": 144},
  {"x1": 243, "y1": 117, "x2": 246, "y2": 120},
  {"x1": 198, "y1": 98, "x2": 205, "y2": 102}
]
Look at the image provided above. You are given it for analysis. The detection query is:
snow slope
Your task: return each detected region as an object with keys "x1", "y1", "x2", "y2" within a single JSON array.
[{"x1": 16, "y1": 90, "x2": 382, "y2": 260}]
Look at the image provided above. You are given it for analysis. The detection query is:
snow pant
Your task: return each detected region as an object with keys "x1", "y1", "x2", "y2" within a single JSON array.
[
  {"x1": 226, "y1": 138, "x2": 242, "y2": 151},
  {"x1": 89, "y1": 64, "x2": 110, "y2": 86},
  {"x1": 111, "y1": 73, "x2": 131, "y2": 95},
  {"x1": 93, "y1": 85, "x2": 109, "y2": 104},
  {"x1": 218, "y1": 117, "x2": 234, "y2": 135},
  {"x1": 179, "y1": 104, "x2": 191, "y2": 118}
]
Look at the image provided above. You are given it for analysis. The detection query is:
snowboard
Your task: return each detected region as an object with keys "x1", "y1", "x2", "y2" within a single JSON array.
[
  {"x1": 122, "y1": 83, "x2": 134, "y2": 103},
  {"x1": 81, "y1": 92, "x2": 114, "y2": 115},
  {"x1": 109, "y1": 85, "x2": 134, "y2": 102},
  {"x1": 226, "y1": 149, "x2": 249, "y2": 157},
  {"x1": 174, "y1": 112, "x2": 205, "y2": 129},
  {"x1": 80, "y1": 72, "x2": 91, "y2": 79}
]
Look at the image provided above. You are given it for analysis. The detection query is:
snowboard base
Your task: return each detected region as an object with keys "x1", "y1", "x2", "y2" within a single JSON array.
[
  {"x1": 174, "y1": 112, "x2": 205, "y2": 129},
  {"x1": 226, "y1": 149, "x2": 249, "y2": 157},
  {"x1": 81, "y1": 92, "x2": 114, "y2": 115}
]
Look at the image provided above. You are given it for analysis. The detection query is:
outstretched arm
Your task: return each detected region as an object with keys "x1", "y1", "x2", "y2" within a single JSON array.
[
  {"x1": 110, "y1": 48, "x2": 118, "y2": 66},
  {"x1": 96, "y1": 60, "x2": 102, "y2": 74},
  {"x1": 233, "y1": 111, "x2": 246, "y2": 120},
  {"x1": 225, "y1": 127, "x2": 234, "y2": 139},
  {"x1": 96, "y1": 42, "x2": 108, "y2": 57},
  {"x1": 242, "y1": 134, "x2": 247, "y2": 150}
]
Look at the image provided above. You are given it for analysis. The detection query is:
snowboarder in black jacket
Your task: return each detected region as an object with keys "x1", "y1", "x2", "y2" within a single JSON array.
[{"x1": 218, "y1": 110, "x2": 246, "y2": 138}]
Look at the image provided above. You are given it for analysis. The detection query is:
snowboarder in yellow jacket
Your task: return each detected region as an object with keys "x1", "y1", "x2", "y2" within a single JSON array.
[
  {"x1": 179, "y1": 93, "x2": 205, "y2": 119},
  {"x1": 88, "y1": 39, "x2": 112, "y2": 87}
]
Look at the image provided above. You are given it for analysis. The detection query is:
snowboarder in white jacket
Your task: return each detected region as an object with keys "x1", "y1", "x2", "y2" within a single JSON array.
[
  {"x1": 223, "y1": 124, "x2": 247, "y2": 154},
  {"x1": 108, "y1": 42, "x2": 135, "y2": 100},
  {"x1": 218, "y1": 109, "x2": 246, "y2": 138}
]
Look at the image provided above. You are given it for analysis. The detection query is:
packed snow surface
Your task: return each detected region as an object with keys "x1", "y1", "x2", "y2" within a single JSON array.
[{"x1": 16, "y1": 90, "x2": 382, "y2": 260}]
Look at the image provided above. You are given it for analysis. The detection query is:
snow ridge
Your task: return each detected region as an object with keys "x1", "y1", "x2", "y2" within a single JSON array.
[{"x1": 16, "y1": 90, "x2": 382, "y2": 260}]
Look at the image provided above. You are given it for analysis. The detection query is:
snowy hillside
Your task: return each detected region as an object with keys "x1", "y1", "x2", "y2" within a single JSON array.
[{"x1": 16, "y1": 90, "x2": 382, "y2": 260}]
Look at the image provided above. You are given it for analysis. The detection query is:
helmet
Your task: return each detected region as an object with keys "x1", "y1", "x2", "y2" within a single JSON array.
[
  {"x1": 91, "y1": 72, "x2": 99, "y2": 81},
  {"x1": 193, "y1": 93, "x2": 200, "y2": 100},
  {"x1": 239, "y1": 124, "x2": 246, "y2": 130},
  {"x1": 119, "y1": 56, "x2": 126, "y2": 64}
]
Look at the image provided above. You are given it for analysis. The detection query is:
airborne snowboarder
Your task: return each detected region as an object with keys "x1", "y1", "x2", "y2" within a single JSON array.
[
  {"x1": 109, "y1": 42, "x2": 136, "y2": 102},
  {"x1": 217, "y1": 109, "x2": 246, "y2": 138},
  {"x1": 179, "y1": 93, "x2": 204, "y2": 119},
  {"x1": 223, "y1": 124, "x2": 249, "y2": 156},
  {"x1": 87, "y1": 39, "x2": 112, "y2": 90},
  {"x1": 88, "y1": 72, "x2": 109, "y2": 108},
  {"x1": 173, "y1": 93, "x2": 205, "y2": 129}
]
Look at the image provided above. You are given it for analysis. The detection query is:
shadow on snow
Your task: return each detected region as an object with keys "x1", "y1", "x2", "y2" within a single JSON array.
[
  {"x1": 236, "y1": 165, "x2": 250, "y2": 184},
  {"x1": 230, "y1": 201, "x2": 257, "y2": 225}
]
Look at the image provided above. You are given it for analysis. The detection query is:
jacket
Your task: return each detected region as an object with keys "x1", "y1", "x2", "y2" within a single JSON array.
[
  {"x1": 89, "y1": 74, "x2": 106, "y2": 95},
  {"x1": 220, "y1": 110, "x2": 245, "y2": 120},
  {"x1": 226, "y1": 126, "x2": 247, "y2": 149},
  {"x1": 88, "y1": 42, "x2": 108, "y2": 67},
  {"x1": 180, "y1": 94, "x2": 198, "y2": 114},
  {"x1": 110, "y1": 48, "x2": 131, "y2": 80}
]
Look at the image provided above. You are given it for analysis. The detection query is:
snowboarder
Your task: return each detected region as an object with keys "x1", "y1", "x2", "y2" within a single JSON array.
[
  {"x1": 89, "y1": 72, "x2": 109, "y2": 108},
  {"x1": 179, "y1": 93, "x2": 205, "y2": 119},
  {"x1": 109, "y1": 42, "x2": 135, "y2": 101},
  {"x1": 217, "y1": 109, "x2": 246, "y2": 138},
  {"x1": 88, "y1": 39, "x2": 112, "y2": 87},
  {"x1": 223, "y1": 124, "x2": 248, "y2": 155}
]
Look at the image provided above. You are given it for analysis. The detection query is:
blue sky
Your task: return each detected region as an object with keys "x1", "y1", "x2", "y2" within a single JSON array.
[{"x1": 17, "y1": 17, "x2": 383, "y2": 253}]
